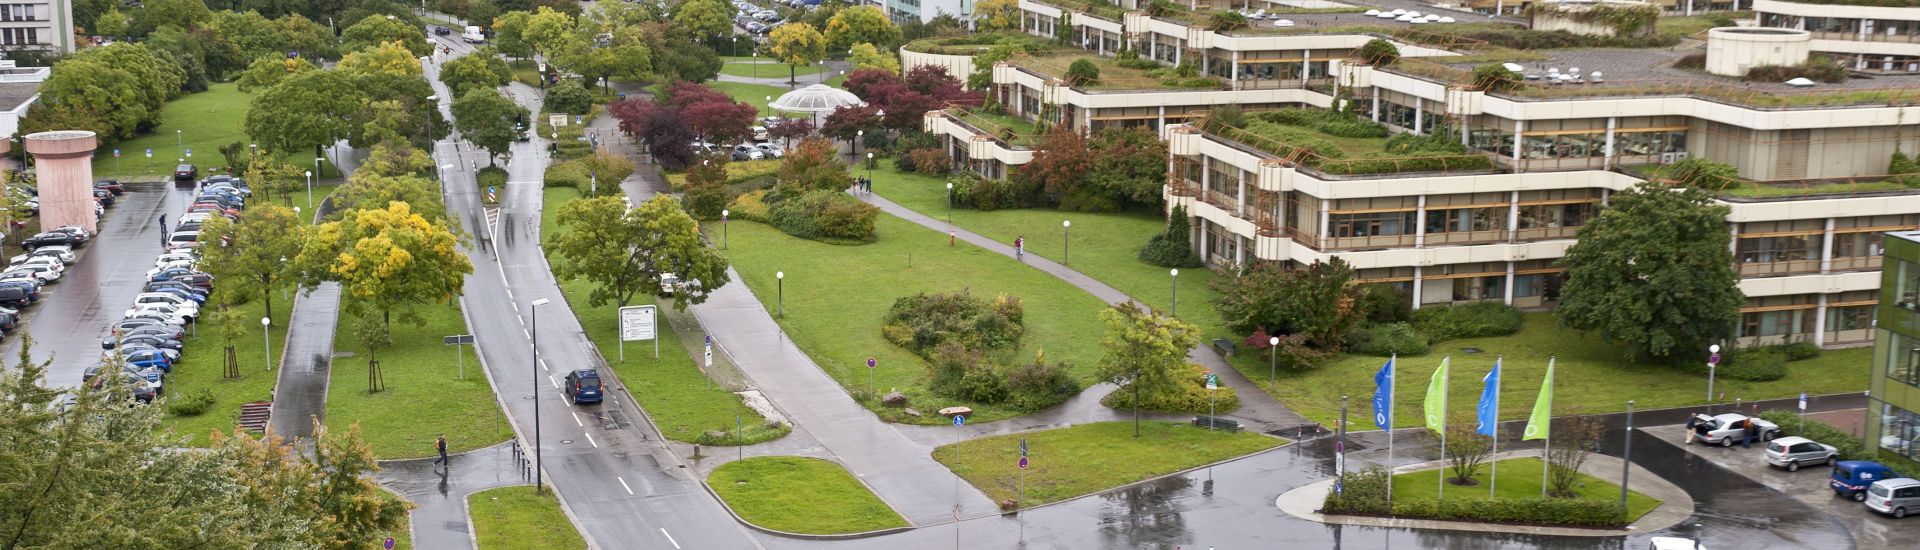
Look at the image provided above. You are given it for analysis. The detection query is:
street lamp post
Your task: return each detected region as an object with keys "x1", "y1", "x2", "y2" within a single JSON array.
[
  {"x1": 261, "y1": 317, "x2": 273, "y2": 371},
  {"x1": 1269, "y1": 335, "x2": 1281, "y2": 392},
  {"x1": 249, "y1": 143, "x2": 257, "y2": 164},
  {"x1": 530, "y1": 298, "x2": 552, "y2": 493},
  {"x1": 1170, "y1": 268, "x2": 1179, "y2": 316},
  {"x1": 1062, "y1": 220, "x2": 1071, "y2": 266},
  {"x1": 865, "y1": 152, "x2": 873, "y2": 180},
  {"x1": 776, "y1": 271, "x2": 785, "y2": 318},
  {"x1": 315, "y1": 157, "x2": 325, "y2": 180},
  {"x1": 945, "y1": 182, "x2": 954, "y2": 224},
  {"x1": 1707, "y1": 344, "x2": 1721, "y2": 408},
  {"x1": 176, "y1": 130, "x2": 182, "y2": 149},
  {"x1": 855, "y1": 129, "x2": 863, "y2": 158},
  {"x1": 1619, "y1": 400, "x2": 1635, "y2": 522},
  {"x1": 721, "y1": 209, "x2": 730, "y2": 250}
]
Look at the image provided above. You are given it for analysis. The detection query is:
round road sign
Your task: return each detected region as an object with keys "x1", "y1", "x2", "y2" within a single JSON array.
[
  {"x1": 952, "y1": 415, "x2": 965, "y2": 427},
  {"x1": 1019, "y1": 457, "x2": 1028, "y2": 470},
  {"x1": 384, "y1": 537, "x2": 395, "y2": 550},
  {"x1": 867, "y1": 357, "x2": 876, "y2": 369}
]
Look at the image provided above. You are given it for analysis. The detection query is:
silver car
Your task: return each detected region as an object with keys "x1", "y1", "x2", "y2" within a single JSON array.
[
  {"x1": 1763, "y1": 436, "x2": 1837, "y2": 471},
  {"x1": 1865, "y1": 478, "x2": 1920, "y2": 518},
  {"x1": 1687, "y1": 413, "x2": 1780, "y2": 447}
]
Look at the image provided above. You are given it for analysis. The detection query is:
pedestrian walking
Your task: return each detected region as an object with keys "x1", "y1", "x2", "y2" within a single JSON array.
[
  {"x1": 1742, "y1": 419, "x2": 1756, "y2": 448},
  {"x1": 949, "y1": 229, "x2": 956, "y2": 247},
  {"x1": 1015, "y1": 236, "x2": 1024, "y2": 260},
  {"x1": 433, "y1": 435, "x2": 449, "y2": 467},
  {"x1": 159, "y1": 213, "x2": 167, "y2": 232}
]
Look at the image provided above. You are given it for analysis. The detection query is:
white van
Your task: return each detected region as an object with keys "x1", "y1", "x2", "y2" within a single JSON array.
[{"x1": 462, "y1": 26, "x2": 485, "y2": 44}]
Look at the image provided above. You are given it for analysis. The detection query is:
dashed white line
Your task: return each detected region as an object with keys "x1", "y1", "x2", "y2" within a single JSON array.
[
  {"x1": 583, "y1": 432, "x2": 598, "y2": 447},
  {"x1": 571, "y1": 412, "x2": 583, "y2": 427},
  {"x1": 618, "y1": 476, "x2": 634, "y2": 495},
  {"x1": 522, "y1": 327, "x2": 531, "y2": 339},
  {"x1": 660, "y1": 528, "x2": 680, "y2": 549},
  {"x1": 539, "y1": 359, "x2": 549, "y2": 372}
]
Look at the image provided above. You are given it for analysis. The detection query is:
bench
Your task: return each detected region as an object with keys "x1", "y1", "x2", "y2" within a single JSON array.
[
  {"x1": 1211, "y1": 338, "x2": 1238, "y2": 357},
  {"x1": 1193, "y1": 415, "x2": 1243, "y2": 432}
]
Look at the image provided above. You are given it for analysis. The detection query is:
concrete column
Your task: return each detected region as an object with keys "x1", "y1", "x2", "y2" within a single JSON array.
[
  {"x1": 1202, "y1": 49, "x2": 1210, "y2": 76},
  {"x1": 1602, "y1": 116, "x2": 1617, "y2": 170},
  {"x1": 1601, "y1": 188, "x2": 1610, "y2": 206},
  {"x1": 1730, "y1": 224, "x2": 1740, "y2": 256},
  {"x1": 1821, "y1": 217, "x2": 1836, "y2": 274},
  {"x1": 1319, "y1": 208, "x2": 1331, "y2": 247},
  {"x1": 1173, "y1": 41, "x2": 1182, "y2": 66},
  {"x1": 1512, "y1": 119, "x2": 1525, "y2": 173},
  {"x1": 1412, "y1": 266, "x2": 1424, "y2": 310},
  {"x1": 1815, "y1": 293, "x2": 1829, "y2": 346},
  {"x1": 1157, "y1": 105, "x2": 1166, "y2": 132},
  {"x1": 25, "y1": 131, "x2": 99, "y2": 235},
  {"x1": 1414, "y1": 97, "x2": 1424, "y2": 134},
  {"x1": 1414, "y1": 194, "x2": 1428, "y2": 248},
  {"x1": 1236, "y1": 174, "x2": 1246, "y2": 217},
  {"x1": 1371, "y1": 92, "x2": 1380, "y2": 122},
  {"x1": 1507, "y1": 191, "x2": 1520, "y2": 243},
  {"x1": 1201, "y1": 155, "x2": 1210, "y2": 196},
  {"x1": 1303, "y1": 49, "x2": 1313, "y2": 84},
  {"x1": 1504, "y1": 261, "x2": 1516, "y2": 305},
  {"x1": 1230, "y1": 50, "x2": 1239, "y2": 90}
]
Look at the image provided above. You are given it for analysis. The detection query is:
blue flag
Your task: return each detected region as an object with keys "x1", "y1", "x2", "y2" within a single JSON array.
[
  {"x1": 1475, "y1": 360, "x2": 1502, "y2": 437},
  {"x1": 1371, "y1": 358, "x2": 1394, "y2": 430}
]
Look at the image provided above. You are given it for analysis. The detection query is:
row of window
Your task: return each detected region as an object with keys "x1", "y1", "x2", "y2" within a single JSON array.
[
  {"x1": 1325, "y1": 204, "x2": 1594, "y2": 239},
  {"x1": 1738, "y1": 233, "x2": 1887, "y2": 264},
  {"x1": 0, "y1": 4, "x2": 33, "y2": 22},
  {"x1": 1464, "y1": 130, "x2": 1690, "y2": 160},
  {"x1": 1741, "y1": 305, "x2": 1873, "y2": 339},
  {"x1": 1882, "y1": 404, "x2": 1920, "y2": 463},
  {"x1": 0, "y1": 27, "x2": 37, "y2": 45}
]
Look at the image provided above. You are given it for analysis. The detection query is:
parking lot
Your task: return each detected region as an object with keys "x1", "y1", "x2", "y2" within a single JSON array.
[{"x1": 1650, "y1": 412, "x2": 1910, "y2": 550}]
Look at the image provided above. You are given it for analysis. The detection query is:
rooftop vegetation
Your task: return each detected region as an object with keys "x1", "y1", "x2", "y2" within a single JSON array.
[{"x1": 1199, "y1": 108, "x2": 1493, "y2": 175}]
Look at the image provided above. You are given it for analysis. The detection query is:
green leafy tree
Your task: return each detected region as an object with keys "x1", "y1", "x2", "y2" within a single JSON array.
[
  {"x1": 361, "y1": 138, "x2": 438, "y2": 178},
  {"x1": 673, "y1": 0, "x2": 731, "y2": 39},
  {"x1": 824, "y1": 5, "x2": 900, "y2": 52},
  {"x1": 30, "y1": 43, "x2": 184, "y2": 141},
  {"x1": 1097, "y1": 303, "x2": 1200, "y2": 437},
  {"x1": 1358, "y1": 38, "x2": 1400, "y2": 66},
  {"x1": 236, "y1": 56, "x2": 318, "y2": 92},
  {"x1": 331, "y1": 170, "x2": 449, "y2": 221},
  {"x1": 547, "y1": 194, "x2": 732, "y2": 309},
  {"x1": 774, "y1": 137, "x2": 852, "y2": 194},
  {"x1": 768, "y1": 22, "x2": 827, "y2": 84},
  {"x1": 642, "y1": 22, "x2": 722, "y2": 82},
  {"x1": 338, "y1": 40, "x2": 425, "y2": 79},
  {"x1": 490, "y1": 10, "x2": 536, "y2": 59},
  {"x1": 1086, "y1": 126, "x2": 1168, "y2": 209},
  {"x1": 521, "y1": 6, "x2": 577, "y2": 59},
  {"x1": 196, "y1": 204, "x2": 306, "y2": 319},
  {"x1": 451, "y1": 88, "x2": 528, "y2": 167},
  {"x1": 973, "y1": 0, "x2": 1020, "y2": 31},
  {"x1": 95, "y1": 6, "x2": 130, "y2": 37},
  {"x1": 439, "y1": 46, "x2": 513, "y2": 97},
  {"x1": 1209, "y1": 259, "x2": 1362, "y2": 349},
  {"x1": 243, "y1": 152, "x2": 306, "y2": 206},
  {"x1": 1471, "y1": 63, "x2": 1523, "y2": 92},
  {"x1": 1065, "y1": 58, "x2": 1100, "y2": 86},
  {"x1": 1557, "y1": 182, "x2": 1743, "y2": 361},
  {"x1": 245, "y1": 69, "x2": 367, "y2": 161},
  {"x1": 848, "y1": 42, "x2": 898, "y2": 74},
  {"x1": 341, "y1": 14, "x2": 430, "y2": 55},
  {"x1": 131, "y1": 0, "x2": 212, "y2": 35},
  {"x1": 277, "y1": 14, "x2": 341, "y2": 60}
]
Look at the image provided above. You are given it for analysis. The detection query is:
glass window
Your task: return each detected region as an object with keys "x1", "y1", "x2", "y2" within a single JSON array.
[
  {"x1": 1513, "y1": 274, "x2": 1543, "y2": 297},
  {"x1": 1427, "y1": 207, "x2": 1507, "y2": 234},
  {"x1": 1897, "y1": 260, "x2": 1920, "y2": 309},
  {"x1": 1331, "y1": 211, "x2": 1415, "y2": 237},
  {"x1": 1827, "y1": 305, "x2": 1874, "y2": 332},
  {"x1": 1834, "y1": 232, "x2": 1886, "y2": 258},
  {"x1": 1883, "y1": 403, "x2": 1920, "y2": 461},
  {"x1": 1451, "y1": 275, "x2": 1503, "y2": 302},
  {"x1": 1741, "y1": 309, "x2": 1810, "y2": 338},
  {"x1": 1890, "y1": 332, "x2": 1920, "y2": 388},
  {"x1": 1738, "y1": 235, "x2": 1822, "y2": 264}
]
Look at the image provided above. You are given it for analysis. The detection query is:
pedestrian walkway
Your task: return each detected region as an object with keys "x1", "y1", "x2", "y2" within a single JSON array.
[
  {"x1": 267, "y1": 282, "x2": 341, "y2": 442},
  {"x1": 376, "y1": 441, "x2": 531, "y2": 550},
  {"x1": 853, "y1": 191, "x2": 1319, "y2": 435},
  {"x1": 689, "y1": 268, "x2": 1003, "y2": 525}
]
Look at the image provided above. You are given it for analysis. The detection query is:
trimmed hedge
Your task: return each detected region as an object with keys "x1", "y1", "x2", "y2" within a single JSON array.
[
  {"x1": 1721, "y1": 347, "x2": 1788, "y2": 382},
  {"x1": 880, "y1": 290, "x2": 1025, "y2": 357},
  {"x1": 1757, "y1": 409, "x2": 1867, "y2": 460},
  {"x1": 1410, "y1": 302, "x2": 1522, "y2": 343},
  {"x1": 1351, "y1": 322, "x2": 1430, "y2": 357},
  {"x1": 1322, "y1": 467, "x2": 1624, "y2": 527}
]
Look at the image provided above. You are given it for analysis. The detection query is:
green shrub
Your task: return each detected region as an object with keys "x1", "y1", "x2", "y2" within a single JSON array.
[
  {"x1": 543, "y1": 79, "x2": 594, "y2": 115},
  {"x1": 1657, "y1": 157, "x2": 1741, "y2": 191},
  {"x1": 1207, "y1": 11, "x2": 1248, "y2": 31},
  {"x1": 683, "y1": 180, "x2": 729, "y2": 220},
  {"x1": 904, "y1": 148, "x2": 952, "y2": 175},
  {"x1": 1720, "y1": 347, "x2": 1787, "y2": 382},
  {"x1": 1470, "y1": 63, "x2": 1523, "y2": 92},
  {"x1": 1776, "y1": 342, "x2": 1822, "y2": 362},
  {"x1": 767, "y1": 190, "x2": 879, "y2": 242},
  {"x1": 1256, "y1": 108, "x2": 1388, "y2": 139},
  {"x1": 476, "y1": 166, "x2": 507, "y2": 201},
  {"x1": 544, "y1": 161, "x2": 589, "y2": 189},
  {"x1": 1756, "y1": 410, "x2": 1867, "y2": 460},
  {"x1": 166, "y1": 389, "x2": 215, "y2": 417},
  {"x1": 880, "y1": 290, "x2": 1025, "y2": 357},
  {"x1": 1356, "y1": 283, "x2": 1412, "y2": 324},
  {"x1": 1005, "y1": 352, "x2": 1080, "y2": 411},
  {"x1": 1099, "y1": 363, "x2": 1241, "y2": 413},
  {"x1": 926, "y1": 341, "x2": 1011, "y2": 403},
  {"x1": 1114, "y1": 51, "x2": 1160, "y2": 70},
  {"x1": 691, "y1": 421, "x2": 791, "y2": 446},
  {"x1": 1138, "y1": 206, "x2": 1203, "y2": 268},
  {"x1": 960, "y1": 174, "x2": 1040, "y2": 210},
  {"x1": 1743, "y1": 58, "x2": 1849, "y2": 84},
  {"x1": 1357, "y1": 38, "x2": 1400, "y2": 66},
  {"x1": 1351, "y1": 322, "x2": 1429, "y2": 357},
  {"x1": 1321, "y1": 466, "x2": 1623, "y2": 527},
  {"x1": 1410, "y1": 302, "x2": 1522, "y2": 342},
  {"x1": 1893, "y1": 151, "x2": 1920, "y2": 176},
  {"x1": 1065, "y1": 59, "x2": 1101, "y2": 86}
]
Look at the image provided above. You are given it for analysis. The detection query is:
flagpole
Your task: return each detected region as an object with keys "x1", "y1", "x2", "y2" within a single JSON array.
[
  {"x1": 1490, "y1": 356, "x2": 1501, "y2": 498},
  {"x1": 1387, "y1": 354, "x2": 1396, "y2": 507},
  {"x1": 1542, "y1": 357, "x2": 1554, "y2": 499},
  {"x1": 1439, "y1": 355, "x2": 1448, "y2": 500}
]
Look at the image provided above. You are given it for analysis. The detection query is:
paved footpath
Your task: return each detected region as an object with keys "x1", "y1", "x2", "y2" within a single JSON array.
[
  {"x1": 376, "y1": 442, "x2": 530, "y2": 550},
  {"x1": 853, "y1": 190, "x2": 1320, "y2": 436},
  {"x1": 266, "y1": 282, "x2": 341, "y2": 442}
]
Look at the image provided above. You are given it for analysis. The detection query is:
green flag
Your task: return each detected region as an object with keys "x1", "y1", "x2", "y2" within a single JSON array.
[
  {"x1": 1523, "y1": 358, "x2": 1554, "y2": 441},
  {"x1": 1423, "y1": 356, "x2": 1449, "y2": 432}
]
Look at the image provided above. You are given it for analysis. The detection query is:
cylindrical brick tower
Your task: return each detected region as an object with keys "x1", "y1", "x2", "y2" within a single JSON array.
[{"x1": 25, "y1": 130, "x2": 98, "y2": 234}]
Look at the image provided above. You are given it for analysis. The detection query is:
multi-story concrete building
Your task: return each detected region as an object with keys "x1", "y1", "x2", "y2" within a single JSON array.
[
  {"x1": 1756, "y1": 0, "x2": 1920, "y2": 72},
  {"x1": 916, "y1": 0, "x2": 1920, "y2": 348},
  {"x1": 0, "y1": 0, "x2": 72, "y2": 53},
  {"x1": 1869, "y1": 230, "x2": 1920, "y2": 466},
  {"x1": 885, "y1": 0, "x2": 971, "y2": 25}
]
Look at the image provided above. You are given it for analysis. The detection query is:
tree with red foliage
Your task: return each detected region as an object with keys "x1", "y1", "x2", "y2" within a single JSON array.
[
  {"x1": 842, "y1": 68, "x2": 902, "y2": 101},
  {"x1": 904, "y1": 65, "x2": 969, "y2": 100},
  {"x1": 664, "y1": 81, "x2": 734, "y2": 109},
  {"x1": 684, "y1": 100, "x2": 757, "y2": 145},
  {"x1": 1012, "y1": 128, "x2": 1094, "y2": 200},
  {"x1": 609, "y1": 97, "x2": 697, "y2": 171},
  {"x1": 819, "y1": 104, "x2": 882, "y2": 142},
  {"x1": 767, "y1": 118, "x2": 815, "y2": 149}
]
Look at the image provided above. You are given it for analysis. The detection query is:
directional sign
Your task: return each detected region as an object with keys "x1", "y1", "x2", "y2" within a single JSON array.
[
  {"x1": 952, "y1": 415, "x2": 965, "y2": 427},
  {"x1": 618, "y1": 305, "x2": 656, "y2": 341},
  {"x1": 442, "y1": 334, "x2": 475, "y2": 345},
  {"x1": 1204, "y1": 372, "x2": 1219, "y2": 391},
  {"x1": 1018, "y1": 456, "x2": 1028, "y2": 470}
]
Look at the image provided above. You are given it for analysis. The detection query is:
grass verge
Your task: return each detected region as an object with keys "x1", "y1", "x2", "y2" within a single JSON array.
[
  {"x1": 719, "y1": 215, "x2": 1113, "y2": 424},
  {"x1": 468, "y1": 486, "x2": 587, "y2": 550},
  {"x1": 91, "y1": 83, "x2": 345, "y2": 180},
  {"x1": 706, "y1": 456, "x2": 906, "y2": 534},
  {"x1": 325, "y1": 301, "x2": 514, "y2": 458},
  {"x1": 539, "y1": 187, "x2": 781, "y2": 445},
  {"x1": 1236, "y1": 313, "x2": 1871, "y2": 429},
  {"x1": 708, "y1": 81, "x2": 793, "y2": 111},
  {"x1": 1390, "y1": 457, "x2": 1661, "y2": 523},
  {"x1": 935, "y1": 421, "x2": 1284, "y2": 508},
  {"x1": 720, "y1": 57, "x2": 824, "y2": 78}
]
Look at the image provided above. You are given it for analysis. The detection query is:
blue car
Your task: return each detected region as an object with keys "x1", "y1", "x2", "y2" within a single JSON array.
[
  {"x1": 564, "y1": 369, "x2": 604, "y2": 404},
  {"x1": 1833, "y1": 461, "x2": 1903, "y2": 501},
  {"x1": 122, "y1": 349, "x2": 174, "y2": 372}
]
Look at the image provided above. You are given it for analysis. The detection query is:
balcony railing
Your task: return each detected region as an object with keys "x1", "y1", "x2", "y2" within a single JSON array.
[
  {"x1": 1169, "y1": 178, "x2": 1200, "y2": 197},
  {"x1": 1829, "y1": 255, "x2": 1885, "y2": 273},
  {"x1": 1738, "y1": 259, "x2": 1823, "y2": 278}
]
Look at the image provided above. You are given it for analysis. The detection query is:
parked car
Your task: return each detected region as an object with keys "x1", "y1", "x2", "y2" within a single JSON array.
[
  {"x1": 174, "y1": 164, "x2": 198, "y2": 182},
  {"x1": 93, "y1": 180, "x2": 124, "y2": 194},
  {"x1": 166, "y1": 232, "x2": 202, "y2": 249},
  {"x1": 1764, "y1": 436, "x2": 1838, "y2": 471},
  {"x1": 731, "y1": 144, "x2": 764, "y2": 161},
  {"x1": 12, "y1": 245, "x2": 75, "y2": 266},
  {"x1": 126, "y1": 303, "x2": 195, "y2": 324},
  {"x1": 3, "y1": 265, "x2": 59, "y2": 284},
  {"x1": 9, "y1": 258, "x2": 63, "y2": 277},
  {"x1": 21, "y1": 232, "x2": 79, "y2": 249},
  {"x1": 1865, "y1": 477, "x2": 1920, "y2": 518},
  {"x1": 93, "y1": 188, "x2": 115, "y2": 207},
  {"x1": 564, "y1": 369, "x2": 604, "y2": 404},
  {"x1": 119, "y1": 348, "x2": 175, "y2": 371},
  {"x1": 85, "y1": 364, "x2": 165, "y2": 394},
  {"x1": 124, "y1": 309, "x2": 187, "y2": 327},
  {"x1": 133, "y1": 292, "x2": 198, "y2": 311},
  {"x1": 1686, "y1": 413, "x2": 1780, "y2": 447},
  {"x1": 1834, "y1": 461, "x2": 1904, "y2": 501},
  {"x1": 112, "y1": 321, "x2": 185, "y2": 341},
  {"x1": 104, "y1": 334, "x2": 184, "y2": 352},
  {"x1": 89, "y1": 370, "x2": 157, "y2": 402},
  {"x1": 144, "y1": 281, "x2": 208, "y2": 301},
  {"x1": 755, "y1": 142, "x2": 783, "y2": 158}
]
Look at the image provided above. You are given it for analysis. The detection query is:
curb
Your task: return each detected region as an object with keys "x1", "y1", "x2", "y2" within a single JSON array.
[{"x1": 692, "y1": 458, "x2": 917, "y2": 541}]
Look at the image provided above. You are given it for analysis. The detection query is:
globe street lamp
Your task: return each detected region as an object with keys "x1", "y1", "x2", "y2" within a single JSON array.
[
  {"x1": 261, "y1": 317, "x2": 273, "y2": 371},
  {"x1": 765, "y1": 95, "x2": 773, "y2": 119},
  {"x1": 530, "y1": 298, "x2": 552, "y2": 493},
  {"x1": 776, "y1": 271, "x2": 785, "y2": 318},
  {"x1": 1170, "y1": 268, "x2": 1179, "y2": 316},
  {"x1": 855, "y1": 129, "x2": 863, "y2": 159},
  {"x1": 304, "y1": 170, "x2": 313, "y2": 206},
  {"x1": 1707, "y1": 344, "x2": 1721, "y2": 406},
  {"x1": 945, "y1": 182, "x2": 954, "y2": 224},
  {"x1": 1062, "y1": 219, "x2": 1071, "y2": 265},
  {"x1": 865, "y1": 152, "x2": 874, "y2": 181},
  {"x1": 721, "y1": 209, "x2": 730, "y2": 250}
]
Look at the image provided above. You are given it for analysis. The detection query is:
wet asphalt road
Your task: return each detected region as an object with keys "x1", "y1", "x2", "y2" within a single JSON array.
[{"x1": 2, "y1": 181, "x2": 196, "y2": 386}]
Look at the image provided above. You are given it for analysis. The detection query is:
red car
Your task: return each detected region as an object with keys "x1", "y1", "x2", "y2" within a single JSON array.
[{"x1": 173, "y1": 164, "x2": 197, "y2": 183}]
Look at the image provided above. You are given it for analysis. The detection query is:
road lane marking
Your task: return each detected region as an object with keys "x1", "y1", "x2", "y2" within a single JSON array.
[
  {"x1": 618, "y1": 476, "x2": 634, "y2": 495},
  {"x1": 660, "y1": 528, "x2": 680, "y2": 549},
  {"x1": 539, "y1": 359, "x2": 549, "y2": 372},
  {"x1": 572, "y1": 412, "x2": 583, "y2": 427},
  {"x1": 583, "y1": 432, "x2": 598, "y2": 447}
]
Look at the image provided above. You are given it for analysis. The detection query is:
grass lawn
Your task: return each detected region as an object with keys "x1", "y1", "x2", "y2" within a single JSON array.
[
  {"x1": 539, "y1": 188, "x2": 780, "y2": 445},
  {"x1": 1390, "y1": 457, "x2": 1662, "y2": 523},
  {"x1": 720, "y1": 57, "x2": 824, "y2": 79},
  {"x1": 934, "y1": 421, "x2": 1284, "y2": 507},
  {"x1": 91, "y1": 83, "x2": 345, "y2": 180},
  {"x1": 719, "y1": 214, "x2": 1114, "y2": 424},
  {"x1": 325, "y1": 302, "x2": 514, "y2": 458},
  {"x1": 1238, "y1": 313, "x2": 1872, "y2": 429},
  {"x1": 508, "y1": 59, "x2": 543, "y2": 88},
  {"x1": 708, "y1": 81, "x2": 792, "y2": 112},
  {"x1": 707, "y1": 456, "x2": 906, "y2": 534},
  {"x1": 468, "y1": 486, "x2": 587, "y2": 550},
  {"x1": 869, "y1": 171, "x2": 1235, "y2": 344},
  {"x1": 158, "y1": 184, "x2": 339, "y2": 445}
]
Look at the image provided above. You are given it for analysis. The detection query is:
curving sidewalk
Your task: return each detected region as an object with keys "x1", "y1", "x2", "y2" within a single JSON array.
[{"x1": 376, "y1": 442, "x2": 531, "y2": 550}]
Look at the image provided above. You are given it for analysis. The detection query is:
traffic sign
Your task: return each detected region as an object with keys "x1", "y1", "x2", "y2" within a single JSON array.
[
  {"x1": 442, "y1": 334, "x2": 475, "y2": 345},
  {"x1": 1709, "y1": 353, "x2": 1721, "y2": 366},
  {"x1": 1798, "y1": 392, "x2": 1807, "y2": 411},
  {"x1": 1204, "y1": 372, "x2": 1219, "y2": 391},
  {"x1": 867, "y1": 357, "x2": 876, "y2": 369},
  {"x1": 952, "y1": 415, "x2": 965, "y2": 427},
  {"x1": 113, "y1": 149, "x2": 120, "y2": 158},
  {"x1": 384, "y1": 537, "x2": 395, "y2": 550},
  {"x1": 1018, "y1": 456, "x2": 1028, "y2": 470},
  {"x1": 145, "y1": 148, "x2": 152, "y2": 158},
  {"x1": 618, "y1": 306, "x2": 656, "y2": 341}
]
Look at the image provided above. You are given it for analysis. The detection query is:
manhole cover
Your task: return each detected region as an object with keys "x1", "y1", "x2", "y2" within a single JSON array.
[
  {"x1": 559, "y1": 439, "x2": 574, "y2": 444},
  {"x1": 523, "y1": 395, "x2": 535, "y2": 400},
  {"x1": 1459, "y1": 347, "x2": 1484, "y2": 354}
]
